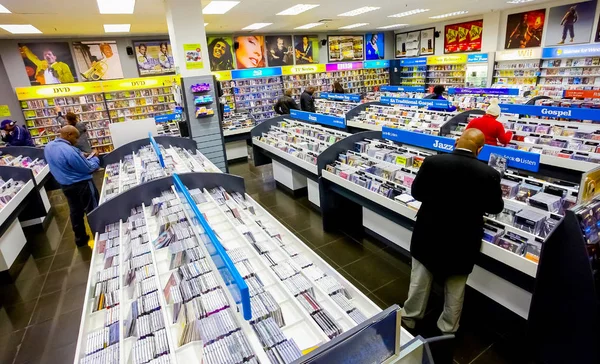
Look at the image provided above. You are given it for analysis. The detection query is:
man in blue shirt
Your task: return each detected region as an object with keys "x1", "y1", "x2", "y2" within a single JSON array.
[
  {"x1": 44, "y1": 125, "x2": 100, "y2": 246},
  {"x1": 1, "y1": 120, "x2": 34, "y2": 146}
]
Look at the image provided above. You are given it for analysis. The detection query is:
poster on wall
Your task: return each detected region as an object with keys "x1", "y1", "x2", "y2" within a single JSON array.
[
  {"x1": 395, "y1": 33, "x2": 408, "y2": 58},
  {"x1": 545, "y1": 0, "x2": 598, "y2": 46},
  {"x1": 444, "y1": 20, "x2": 484, "y2": 53},
  {"x1": 234, "y1": 35, "x2": 266, "y2": 69},
  {"x1": 183, "y1": 44, "x2": 203, "y2": 69},
  {"x1": 294, "y1": 35, "x2": 320, "y2": 64},
  {"x1": 132, "y1": 40, "x2": 175, "y2": 76},
  {"x1": 18, "y1": 42, "x2": 76, "y2": 85},
  {"x1": 365, "y1": 33, "x2": 384, "y2": 60},
  {"x1": 328, "y1": 35, "x2": 364, "y2": 62},
  {"x1": 405, "y1": 31, "x2": 421, "y2": 57},
  {"x1": 419, "y1": 28, "x2": 435, "y2": 55},
  {"x1": 265, "y1": 35, "x2": 294, "y2": 66},
  {"x1": 505, "y1": 9, "x2": 545, "y2": 49},
  {"x1": 72, "y1": 41, "x2": 124, "y2": 81},
  {"x1": 207, "y1": 36, "x2": 235, "y2": 71}
]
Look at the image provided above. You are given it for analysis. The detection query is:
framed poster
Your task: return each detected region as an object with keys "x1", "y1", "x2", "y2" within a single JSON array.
[
  {"x1": 546, "y1": 0, "x2": 597, "y2": 46},
  {"x1": 207, "y1": 36, "x2": 235, "y2": 71},
  {"x1": 395, "y1": 28, "x2": 435, "y2": 58},
  {"x1": 18, "y1": 42, "x2": 76, "y2": 85},
  {"x1": 365, "y1": 33, "x2": 385, "y2": 60},
  {"x1": 395, "y1": 33, "x2": 408, "y2": 58},
  {"x1": 444, "y1": 20, "x2": 484, "y2": 53},
  {"x1": 405, "y1": 31, "x2": 421, "y2": 57},
  {"x1": 294, "y1": 35, "x2": 320, "y2": 64},
  {"x1": 328, "y1": 35, "x2": 364, "y2": 62},
  {"x1": 72, "y1": 41, "x2": 124, "y2": 81},
  {"x1": 505, "y1": 9, "x2": 545, "y2": 49},
  {"x1": 419, "y1": 28, "x2": 435, "y2": 55},
  {"x1": 132, "y1": 40, "x2": 175, "y2": 76},
  {"x1": 265, "y1": 35, "x2": 294, "y2": 66},
  {"x1": 234, "y1": 35, "x2": 266, "y2": 69}
]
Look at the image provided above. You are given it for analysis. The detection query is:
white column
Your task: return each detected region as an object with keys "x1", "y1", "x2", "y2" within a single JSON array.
[{"x1": 164, "y1": 0, "x2": 211, "y2": 77}]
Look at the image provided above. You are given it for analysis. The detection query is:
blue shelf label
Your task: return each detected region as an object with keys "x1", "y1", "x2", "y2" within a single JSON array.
[
  {"x1": 380, "y1": 86, "x2": 425, "y2": 93},
  {"x1": 382, "y1": 127, "x2": 456, "y2": 152},
  {"x1": 542, "y1": 44, "x2": 600, "y2": 59},
  {"x1": 380, "y1": 96, "x2": 450, "y2": 109},
  {"x1": 231, "y1": 67, "x2": 282, "y2": 79},
  {"x1": 400, "y1": 57, "x2": 427, "y2": 66},
  {"x1": 319, "y1": 92, "x2": 361, "y2": 102},
  {"x1": 499, "y1": 103, "x2": 600, "y2": 122},
  {"x1": 364, "y1": 60, "x2": 390, "y2": 69},
  {"x1": 154, "y1": 113, "x2": 178, "y2": 123},
  {"x1": 478, "y1": 145, "x2": 540, "y2": 172},
  {"x1": 467, "y1": 53, "x2": 489, "y2": 63},
  {"x1": 224, "y1": 105, "x2": 231, "y2": 113},
  {"x1": 448, "y1": 88, "x2": 519, "y2": 96},
  {"x1": 290, "y1": 109, "x2": 346, "y2": 128}
]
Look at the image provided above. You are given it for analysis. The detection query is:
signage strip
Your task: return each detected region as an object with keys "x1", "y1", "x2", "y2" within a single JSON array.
[
  {"x1": 290, "y1": 109, "x2": 346, "y2": 129},
  {"x1": 448, "y1": 88, "x2": 520, "y2": 96},
  {"x1": 499, "y1": 104, "x2": 600, "y2": 122},
  {"x1": 231, "y1": 67, "x2": 282, "y2": 80},
  {"x1": 380, "y1": 96, "x2": 450, "y2": 109},
  {"x1": 380, "y1": 86, "x2": 425, "y2": 93},
  {"x1": 325, "y1": 62, "x2": 364, "y2": 72},
  {"x1": 319, "y1": 92, "x2": 361, "y2": 103}
]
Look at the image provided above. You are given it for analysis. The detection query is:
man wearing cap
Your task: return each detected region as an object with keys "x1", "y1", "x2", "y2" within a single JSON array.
[
  {"x1": 1, "y1": 120, "x2": 34, "y2": 147},
  {"x1": 44, "y1": 125, "x2": 100, "y2": 247}
]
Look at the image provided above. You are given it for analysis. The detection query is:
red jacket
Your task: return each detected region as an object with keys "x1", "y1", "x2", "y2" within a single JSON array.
[{"x1": 466, "y1": 114, "x2": 513, "y2": 146}]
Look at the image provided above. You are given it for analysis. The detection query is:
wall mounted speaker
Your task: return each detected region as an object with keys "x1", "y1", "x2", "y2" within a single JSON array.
[
  {"x1": 434, "y1": 31, "x2": 440, "y2": 38},
  {"x1": 234, "y1": 42, "x2": 239, "y2": 50},
  {"x1": 126, "y1": 46, "x2": 134, "y2": 55},
  {"x1": 321, "y1": 39, "x2": 327, "y2": 46}
]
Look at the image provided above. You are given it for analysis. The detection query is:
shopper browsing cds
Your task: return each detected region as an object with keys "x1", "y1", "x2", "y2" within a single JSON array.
[
  {"x1": 0, "y1": 120, "x2": 34, "y2": 147},
  {"x1": 333, "y1": 81, "x2": 345, "y2": 94},
  {"x1": 274, "y1": 89, "x2": 299, "y2": 115},
  {"x1": 65, "y1": 112, "x2": 92, "y2": 153},
  {"x1": 426, "y1": 85, "x2": 457, "y2": 112},
  {"x1": 401, "y1": 129, "x2": 504, "y2": 335},
  {"x1": 300, "y1": 87, "x2": 316, "y2": 113},
  {"x1": 465, "y1": 99, "x2": 513, "y2": 146}
]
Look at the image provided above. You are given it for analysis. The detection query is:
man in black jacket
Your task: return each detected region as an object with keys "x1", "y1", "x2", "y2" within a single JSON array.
[
  {"x1": 401, "y1": 128, "x2": 504, "y2": 334},
  {"x1": 274, "y1": 89, "x2": 299, "y2": 115},
  {"x1": 300, "y1": 87, "x2": 316, "y2": 112}
]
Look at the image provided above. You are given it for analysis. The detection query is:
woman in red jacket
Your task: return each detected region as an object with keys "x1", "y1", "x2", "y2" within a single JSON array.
[{"x1": 466, "y1": 98, "x2": 513, "y2": 146}]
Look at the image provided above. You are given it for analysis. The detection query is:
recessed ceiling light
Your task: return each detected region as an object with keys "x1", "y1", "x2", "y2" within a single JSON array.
[
  {"x1": 389, "y1": 9, "x2": 429, "y2": 18},
  {"x1": 429, "y1": 11, "x2": 469, "y2": 19},
  {"x1": 338, "y1": 23, "x2": 369, "y2": 29},
  {"x1": 506, "y1": 0, "x2": 534, "y2": 3},
  {"x1": 295, "y1": 23, "x2": 324, "y2": 30},
  {"x1": 203, "y1": 1, "x2": 239, "y2": 14},
  {"x1": 338, "y1": 7, "x2": 380, "y2": 17},
  {"x1": 97, "y1": 0, "x2": 135, "y2": 14},
  {"x1": 0, "y1": 24, "x2": 41, "y2": 34},
  {"x1": 0, "y1": 4, "x2": 11, "y2": 13},
  {"x1": 377, "y1": 24, "x2": 409, "y2": 29},
  {"x1": 104, "y1": 24, "x2": 131, "y2": 32},
  {"x1": 204, "y1": 23, "x2": 209, "y2": 26},
  {"x1": 277, "y1": 4, "x2": 319, "y2": 16},
  {"x1": 242, "y1": 23, "x2": 272, "y2": 30}
]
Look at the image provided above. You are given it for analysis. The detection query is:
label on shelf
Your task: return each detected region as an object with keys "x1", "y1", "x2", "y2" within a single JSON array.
[
  {"x1": 563, "y1": 90, "x2": 600, "y2": 99},
  {"x1": 213, "y1": 70, "x2": 232, "y2": 81},
  {"x1": 231, "y1": 67, "x2": 282, "y2": 79},
  {"x1": 380, "y1": 96, "x2": 450, "y2": 109},
  {"x1": 448, "y1": 88, "x2": 519, "y2": 95},
  {"x1": 282, "y1": 64, "x2": 326, "y2": 75},
  {"x1": 427, "y1": 54, "x2": 468, "y2": 65},
  {"x1": 290, "y1": 109, "x2": 346, "y2": 128},
  {"x1": 382, "y1": 126, "x2": 456, "y2": 152},
  {"x1": 467, "y1": 53, "x2": 489, "y2": 63},
  {"x1": 400, "y1": 57, "x2": 427, "y2": 66},
  {"x1": 478, "y1": 145, "x2": 540, "y2": 172},
  {"x1": 380, "y1": 86, "x2": 425, "y2": 92},
  {"x1": 499, "y1": 103, "x2": 600, "y2": 122},
  {"x1": 155, "y1": 113, "x2": 178, "y2": 123},
  {"x1": 542, "y1": 44, "x2": 600, "y2": 59},
  {"x1": 363, "y1": 60, "x2": 390, "y2": 69},
  {"x1": 102, "y1": 75, "x2": 179, "y2": 92},
  {"x1": 496, "y1": 48, "x2": 542, "y2": 61},
  {"x1": 16, "y1": 82, "x2": 103, "y2": 100},
  {"x1": 319, "y1": 92, "x2": 361, "y2": 102},
  {"x1": 325, "y1": 62, "x2": 363, "y2": 72}
]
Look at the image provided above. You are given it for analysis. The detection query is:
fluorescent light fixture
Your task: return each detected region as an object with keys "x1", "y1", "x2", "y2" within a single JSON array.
[
  {"x1": 0, "y1": 24, "x2": 41, "y2": 34},
  {"x1": 338, "y1": 23, "x2": 369, "y2": 29},
  {"x1": 389, "y1": 9, "x2": 429, "y2": 18},
  {"x1": 429, "y1": 11, "x2": 469, "y2": 19},
  {"x1": 507, "y1": 0, "x2": 534, "y2": 3},
  {"x1": 0, "y1": 4, "x2": 11, "y2": 13},
  {"x1": 204, "y1": 23, "x2": 209, "y2": 26},
  {"x1": 295, "y1": 22, "x2": 324, "y2": 30},
  {"x1": 203, "y1": 1, "x2": 239, "y2": 14},
  {"x1": 377, "y1": 24, "x2": 409, "y2": 29},
  {"x1": 104, "y1": 24, "x2": 131, "y2": 32},
  {"x1": 338, "y1": 6, "x2": 380, "y2": 17},
  {"x1": 242, "y1": 23, "x2": 272, "y2": 30},
  {"x1": 277, "y1": 4, "x2": 319, "y2": 15},
  {"x1": 97, "y1": 0, "x2": 135, "y2": 14}
]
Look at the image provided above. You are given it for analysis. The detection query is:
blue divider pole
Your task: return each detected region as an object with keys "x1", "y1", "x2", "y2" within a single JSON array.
[
  {"x1": 171, "y1": 173, "x2": 252, "y2": 320},
  {"x1": 148, "y1": 132, "x2": 165, "y2": 168}
]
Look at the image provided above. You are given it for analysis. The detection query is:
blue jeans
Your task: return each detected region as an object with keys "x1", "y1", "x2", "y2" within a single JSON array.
[{"x1": 563, "y1": 24, "x2": 574, "y2": 40}]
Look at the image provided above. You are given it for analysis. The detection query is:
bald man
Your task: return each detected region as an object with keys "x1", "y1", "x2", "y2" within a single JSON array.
[
  {"x1": 44, "y1": 126, "x2": 100, "y2": 247},
  {"x1": 401, "y1": 128, "x2": 504, "y2": 335}
]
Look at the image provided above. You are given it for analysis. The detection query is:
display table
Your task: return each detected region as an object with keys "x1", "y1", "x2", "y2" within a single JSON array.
[{"x1": 224, "y1": 126, "x2": 254, "y2": 162}]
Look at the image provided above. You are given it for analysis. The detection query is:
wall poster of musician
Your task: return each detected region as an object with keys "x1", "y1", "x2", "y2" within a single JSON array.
[
  {"x1": 545, "y1": 0, "x2": 597, "y2": 46},
  {"x1": 18, "y1": 42, "x2": 77, "y2": 86},
  {"x1": 505, "y1": 9, "x2": 546, "y2": 49},
  {"x1": 132, "y1": 40, "x2": 176, "y2": 76},
  {"x1": 265, "y1": 35, "x2": 294, "y2": 66},
  {"x1": 294, "y1": 35, "x2": 320, "y2": 64},
  {"x1": 72, "y1": 41, "x2": 124, "y2": 81}
]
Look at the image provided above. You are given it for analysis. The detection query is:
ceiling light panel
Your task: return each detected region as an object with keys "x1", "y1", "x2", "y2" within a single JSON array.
[
  {"x1": 295, "y1": 23, "x2": 324, "y2": 30},
  {"x1": 203, "y1": 1, "x2": 239, "y2": 15},
  {"x1": 242, "y1": 23, "x2": 272, "y2": 30},
  {"x1": 389, "y1": 9, "x2": 429, "y2": 18},
  {"x1": 0, "y1": 24, "x2": 41, "y2": 34},
  {"x1": 204, "y1": 23, "x2": 209, "y2": 26},
  {"x1": 377, "y1": 24, "x2": 409, "y2": 29},
  {"x1": 429, "y1": 11, "x2": 469, "y2": 19},
  {"x1": 97, "y1": 0, "x2": 135, "y2": 14},
  {"x1": 339, "y1": 23, "x2": 369, "y2": 29},
  {"x1": 277, "y1": 4, "x2": 319, "y2": 15},
  {"x1": 507, "y1": 0, "x2": 534, "y2": 3},
  {"x1": 338, "y1": 7, "x2": 380, "y2": 17},
  {"x1": 104, "y1": 24, "x2": 131, "y2": 32},
  {"x1": 0, "y1": 4, "x2": 10, "y2": 13}
]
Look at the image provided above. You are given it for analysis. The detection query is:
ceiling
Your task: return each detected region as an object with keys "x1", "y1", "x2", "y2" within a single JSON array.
[{"x1": 0, "y1": 0, "x2": 556, "y2": 37}]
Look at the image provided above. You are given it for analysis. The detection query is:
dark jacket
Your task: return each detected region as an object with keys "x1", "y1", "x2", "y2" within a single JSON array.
[
  {"x1": 410, "y1": 149, "x2": 504, "y2": 277},
  {"x1": 300, "y1": 91, "x2": 316, "y2": 113},
  {"x1": 2, "y1": 125, "x2": 34, "y2": 147},
  {"x1": 274, "y1": 95, "x2": 299, "y2": 115}
]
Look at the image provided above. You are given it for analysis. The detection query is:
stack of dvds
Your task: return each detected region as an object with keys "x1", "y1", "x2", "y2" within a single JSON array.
[
  {"x1": 0, "y1": 154, "x2": 47, "y2": 175},
  {"x1": 348, "y1": 105, "x2": 454, "y2": 134},
  {"x1": 0, "y1": 179, "x2": 26, "y2": 209},
  {"x1": 315, "y1": 99, "x2": 357, "y2": 117},
  {"x1": 137, "y1": 145, "x2": 167, "y2": 184},
  {"x1": 120, "y1": 155, "x2": 138, "y2": 193},
  {"x1": 100, "y1": 162, "x2": 121, "y2": 203}
]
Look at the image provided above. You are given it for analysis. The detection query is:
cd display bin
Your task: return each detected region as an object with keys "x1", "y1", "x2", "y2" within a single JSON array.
[
  {"x1": 318, "y1": 128, "x2": 600, "y2": 320},
  {"x1": 223, "y1": 113, "x2": 257, "y2": 163}
]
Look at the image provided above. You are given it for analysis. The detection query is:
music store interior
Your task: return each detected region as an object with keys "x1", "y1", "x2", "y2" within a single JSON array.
[{"x1": 0, "y1": 0, "x2": 598, "y2": 363}]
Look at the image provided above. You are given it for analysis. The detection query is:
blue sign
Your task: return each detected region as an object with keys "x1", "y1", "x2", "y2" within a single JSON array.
[
  {"x1": 380, "y1": 86, "x2": 425, "y2": 93},
  {"x1": 223, "y1": 105, "x2": 231, "y2": 113},
  {"x1": 231, "y1": 67, "x2": 282, "y2": 79},
  {"x1": 499, "y1": 104, "x2": 600, "y2": 122},
  {"x1": 400, "y1": 57, "x2": 427, "y2": 66},
  {"x1": 380, "y1": 96, "x2": 450, "y2": 109},
  {"x1": 467, "y1": 53, "x2": 489, "y2": 63},
  {"x1": 478, "y1": 145, "x2": 540, "y2": 173},
  {"x1": 154, "y1": 113, "x2": 178, "y2": 123},
  {"x1": 542, "y1": 44, "x2": 600, "y2": 59},
  {"x1": 319, "y1": 92, "x2": 361, "y2": 102},
  {"x1": 448, "y1": 88, "x2": 519, "y2": 96},
  {"x1": 382, "y1": 127, "x2": 456, "y2": 152},
  {"x1": 290, "y1": 109, "x2": 346, "y2": 128},
  {"x1": 364, "y1": 60, "x2": 390, "y2": 69}
]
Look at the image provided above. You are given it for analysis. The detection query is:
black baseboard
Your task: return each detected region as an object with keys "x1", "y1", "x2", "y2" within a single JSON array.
[
  {"x1": 226, "y1": 156, "x2": 249, "y2": 164},
  {"x1": 275, "y1": 181, "x2": 308, "y2": 198},
  {"x1": 308, "y1": 201, "x2": 321, "y2": 214}
]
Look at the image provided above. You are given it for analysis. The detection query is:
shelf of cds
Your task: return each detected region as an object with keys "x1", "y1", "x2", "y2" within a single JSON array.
[
  {"x1": 232, "y1": 76, "x2": 283, "y2": 124},
  {"x1": 493, "y1": 49, "x2": 542, "y2": 94},
  {"x1": 315, "y1": 99, "x2": 358, "y2": 117},
  {"x1": 15, "y1": 75, "x2": 181, "y2": 153}
]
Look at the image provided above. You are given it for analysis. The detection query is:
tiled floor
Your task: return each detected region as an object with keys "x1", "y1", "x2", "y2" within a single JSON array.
[{"x1": 0, "y1": 162, "x2": 534, "y2": 364}]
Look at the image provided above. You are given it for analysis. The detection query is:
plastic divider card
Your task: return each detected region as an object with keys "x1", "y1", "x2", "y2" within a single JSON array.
[
  {"x1": 147, "y1": 132, "x2": 165, "y2": 168},
  {"x1": 171, "y1": 174, "x2": 252, "y2": 320}
]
